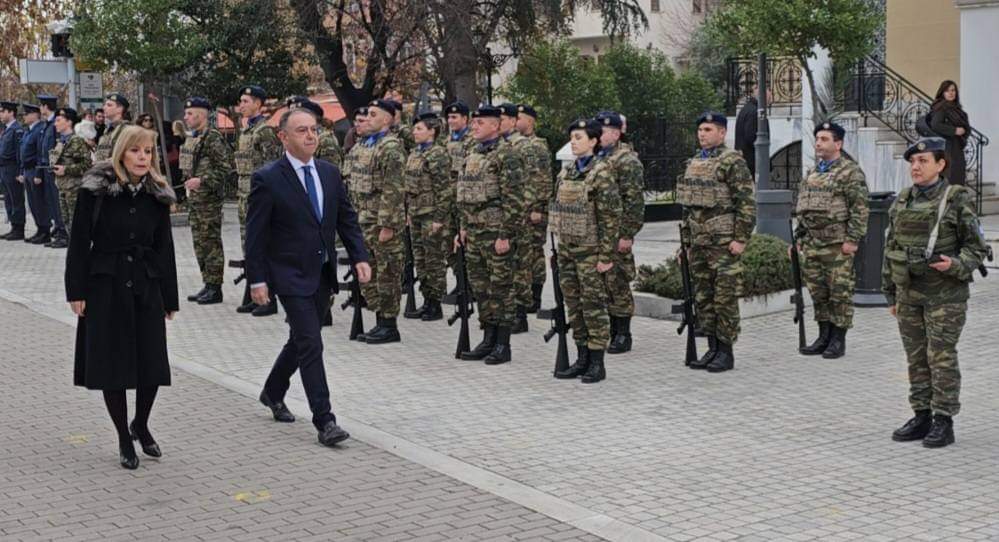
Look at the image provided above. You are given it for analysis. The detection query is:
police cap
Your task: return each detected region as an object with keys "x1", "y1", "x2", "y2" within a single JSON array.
[
  {"x1": 37, "y1": 95, "x2": 58, "y2": 109},
  {"x1": 21, "y1": 103, "x2": 40, "y2": 114},
  {"x1": 0, "y1": 101, "x2": 18, "y2": 113}
]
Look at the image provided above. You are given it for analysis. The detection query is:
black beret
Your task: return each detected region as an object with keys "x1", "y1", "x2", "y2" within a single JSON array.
[
  {"x1": 567, "y1": 118, "x2": 602, "y2": 135},
  {"x1": 413, "y1": 111, "x2": 439, "y2": 126},
  {"x1": 369, "y1": 99, "x2": 395, "y2": 115},
  {"x1": 37, "y1": 95, "x2": 58, "y2": 108},
  {"x1": 385, "y1": 99, "x2": 403, "y2": 113},
  {"x1": 595, "y1": 111, "x2": 624, "y2": 129},
  {"x1": 696, "y1": 111, "x2": 727, "y2": 128},
  {"x1": 21, "y1": 103, "x2": 40, "y2": 114},
  {"x1": 353, "y1": 106, "x2": 369, "y2": 119},
  {"x1": 472, "y1": 104, "x2": 502, "y2": 118},
  {"x1": 904, "y1": 137, "x2": 947, "y2": 161},
  {"x1": 0, "y1": 101, "x2": 18, "y2": 112},
  {"x1": 240, "y1": 85, "x2": 267, "y2": 101},
  {"x1": 288, "y1": 99, "x2": 324, "y2": 120},
  {"x1": 184, "y1": 97, "x2": 212, "y2": 110},
  {"x1": 516, "y1": 104, "x2": 537, "y2": 118},
  {"x1": 56, "y1": 107, "x2": 79, "y2": 124},
  {"x1": 106, "y1": 93, "x2": 130, "y2": 108},
  {"x1": 498, "y1": 103, "x2": 518, "y2": 117},
  {"x1": 814, "y1": 121, "x2": 846, "y2": 140},
  {"x1": 445, "y1": 101, "x2": 469, "y2": 115}
]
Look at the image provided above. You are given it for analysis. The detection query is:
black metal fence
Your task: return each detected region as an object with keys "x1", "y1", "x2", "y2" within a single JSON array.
[
  {"x1": 628, "y1": 114, "x2": 700, "y2": 193},
  {"x1": 725, "y1": 56, "x2": 803, "y2": 117}
]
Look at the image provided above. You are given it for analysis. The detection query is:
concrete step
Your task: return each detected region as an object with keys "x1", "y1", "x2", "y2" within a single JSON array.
[{"x1": 980, "y1": 195, "x2": 999, "y2": 216}]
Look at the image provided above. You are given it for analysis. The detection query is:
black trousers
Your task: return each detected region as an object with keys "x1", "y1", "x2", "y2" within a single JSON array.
[
  {"x1": 263, "y1": 263, "x2": 336, "y2": 430},
  {"x1": 23, "y1": 168, "x2": 49, "y2": 233},
  {"x1": 1, "y1": 164, "x2": 25, "y2": 228}
]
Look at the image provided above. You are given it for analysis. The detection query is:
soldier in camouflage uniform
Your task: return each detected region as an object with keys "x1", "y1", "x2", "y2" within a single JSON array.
[
  {"x1": 497, "y1": 103, "x2": 533, "y2": 333},
  {"x1": 884, "y1": 137, "x2": 987, "y2": 449},
  {"x1": 386, "y1": 99, "x2": 414, "y2": 153},
  {"x1": 455, "y1": 104, "x2": 527, "y2": 365},
  {"x1": 551, "y1": 119, "x2": 622, "y2": 384},
  {"x1": 93, "y1": 93, "x2": 131, "y2": 163},
  {"x1": 594, "y1": 111, "x2": 645, "y2": 354},
  {"x1": 514, "y1": 104, "x2": 552, "y2": 314},
  {"x1": 180, "y1": 97, "x2": 234, "y2": 305},
  {"x1": 678, "y1": 112, "x2": 756, "y2": 373},
  {"x1": 234, "y1": 85, "x2": 283, "y2": 316},
  {"x1": 793, "y1": 122, "x2": 869, "y2": 358},
  {"x1": 404, "y1": 112, "x2": 452, "y2": 321},
  {"x1": 444, "y1": 102, "x2": 476, "y2": 278},
  {"x1": 49, "y1": 108, "x2": 92, "y2": 242},
  {"x1": 350, "y1": 100, "x2": 407, "y2": 344}
]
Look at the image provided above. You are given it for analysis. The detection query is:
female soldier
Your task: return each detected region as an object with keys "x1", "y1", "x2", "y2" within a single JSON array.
[
  {"x1": 66, "y1": 125, "x2": 179, "y2": 469},
  {"x1": 403, "y1": 112, "x2": 452, "y2": 321},
  {"x1": 49, "y1": 108, "x2": 93, "y2": 247},
  {"x1": 883, "y1": 136, "x2": 987, "y2": 448},
  {"x1": 551, "y1": 119, "x2": 622, "y2": 384}
]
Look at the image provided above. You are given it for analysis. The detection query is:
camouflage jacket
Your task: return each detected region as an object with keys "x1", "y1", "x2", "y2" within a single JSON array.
[
  {"x1": 521, "y1": 134, "x2": 552, "y2": 216},
  {"x1": 404, "y1": 143, "x2": 452, "y2": 223},
  {"x1": 317, "y1": 128, "x2": 344, "y2": 167},
  {"x1": 457, "y1": 137, "x2": 526, "y2": 239},
  {"x1": 881, "y1": 179, "x2": 988, "y2": 306},
  {"x1": 551, "y1": 157, "x2": 622, "y2": 262},
  {"x1": 677, "y1": 145, "x2": 756, "y2": 247},
  {"x1": 503, "y1": 132, "x2": 536, "y2": 231},
  {"x1": 51, "y1": 134, "x2": 93, "y2": 189},
  {"x1": 235, "y1": 117, "x2": 281, "y2": 180},
  {"x1": 349, "y1": 131, "x2": 407, "y2": 231},
  {"x1": 391, "y1": 124, "x2": 415, "y2": 153},
  {"x1": 794, "y1": 158, "x2": 869, "y2": 246},
  {"x1": 93, "y1": 121, "x2": 131, "y2": 163},
  {"x1": 180, "y1": 127, "x2": 235, "y2": 199},
  {"x1": 599, "y1": 142, "x2": 645, "y2": 239}
]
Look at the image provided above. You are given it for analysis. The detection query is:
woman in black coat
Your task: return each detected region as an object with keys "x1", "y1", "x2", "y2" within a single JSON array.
[
  {"x1": 66, "y1": 125, "x2": 178, "y2": 469},
  {"x1": 929, "y1": 80, "x2": 971, "y2": 186}
]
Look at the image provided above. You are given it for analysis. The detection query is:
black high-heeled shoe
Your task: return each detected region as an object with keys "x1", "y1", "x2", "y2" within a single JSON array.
[
  {"x1": 129, "y1": 421, "x2": 162, "y2": 458},
  {"x1": 119, "y1": 440, "x2": 139, "y2": 470}
]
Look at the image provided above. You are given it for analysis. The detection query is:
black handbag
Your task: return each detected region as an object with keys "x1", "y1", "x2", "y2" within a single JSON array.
[{"x1": 916, "y1": 112, "x2": 939, "y2": 138}]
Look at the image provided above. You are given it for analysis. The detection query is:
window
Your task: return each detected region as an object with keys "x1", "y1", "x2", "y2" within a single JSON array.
[{"x1": 651, "y1": 0, "x2": 660, "y2": 12}]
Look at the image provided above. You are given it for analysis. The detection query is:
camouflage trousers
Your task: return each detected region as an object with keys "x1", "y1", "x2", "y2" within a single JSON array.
[
  {"x1": 188, "y1": 194, "x2": 225, "y2": 285},
  {"x1": 361, "y1": 223, "x2": 404, "y2": 318},
  {"x1": 514, "y1": 227, "x2": 534, "y2": 308},
  {"x1": 558, "y1": 246, "x2": 611, "y2": 350},
  {"x1": 57, "y1": 184, "x2": 79, "y2": 238},
  {"x1": 897, "y1": 301, "x2": 965, "y2": 417},
  {"x1": 237, "y1": 175, "x2": 251, "y2": 248},
  {"x1": 465, "y1": 229, "x2": 516, "y2": 327},
  {"x1": 411, "y1": 214, "x2": 449, "y2": 302},
  {"x1": 529, "y1": 220, "x2": 547, "y2": 287},
  {"x1": 801, "y1": 242, "x2": 856, "y2": 329},
  {"x1": 606, "y1": 247, "x2": 637, "y2": 318},
  {"x1": 689, "y1": 244, "x2": 742, "y2": 345}
]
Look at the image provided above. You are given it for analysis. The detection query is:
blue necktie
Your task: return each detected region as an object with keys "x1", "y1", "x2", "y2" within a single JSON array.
[{"x1": 302, "y1": 165, "x2": 322, "y2": 221}]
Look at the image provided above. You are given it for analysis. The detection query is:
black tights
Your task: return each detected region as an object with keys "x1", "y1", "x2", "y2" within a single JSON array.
[{"x1": 102, "y1": 387, "x2": 158, "y2": 447}]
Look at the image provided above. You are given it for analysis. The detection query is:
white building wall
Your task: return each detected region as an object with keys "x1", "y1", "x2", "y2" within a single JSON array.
[{"x1": 957, "y1": 0, "x2": 999, "y2": 184}]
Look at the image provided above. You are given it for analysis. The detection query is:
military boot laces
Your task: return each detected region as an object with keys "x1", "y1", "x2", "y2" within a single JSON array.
[
  {"x1": 922, "y1": 415, "x2": 955, "y2": 448},
  {"x1": 484, "y1": 327, "x2": 512, "y2": 365},
  {"x1": 891, "y1": 410, "x2": 932, "y2": 442},
  {"x1": 555, "y1": 344, "x2": 590, "y2": 379},
  {"x1": 689, "y1": 336, "x2": 717, "y2": 370},
  {"x1": 821, "y1": 325, "x2": 846, "y2": 359},
  {"x1": 607, "y1": 316, "x2": 632, "y2": 354},
  {"x1": 706, "y1": 340, "x2": 734, "y2": 373},
  {"x1": 461, "y1": 325, "x2": 497, "y2": 360},
  {"x1": 800, "y1": 321, "x2": 831, "y2": 355},
  {"x1": 581, "y1": 349, "x2": 606, "y2": 383}
]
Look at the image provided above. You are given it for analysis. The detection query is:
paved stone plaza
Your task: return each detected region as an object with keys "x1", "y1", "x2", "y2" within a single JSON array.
[{"x1": 3, "y1": 209, "x2": 999, "y2": 541}]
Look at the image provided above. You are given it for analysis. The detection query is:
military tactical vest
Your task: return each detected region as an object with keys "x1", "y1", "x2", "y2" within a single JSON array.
[
  {"x1": 677, "y1": 150, "x2": 738, "y2": 242},
  {"x1": 796, "y1": 164, "x2": 852, "y2": 243},
  {"x1": 234, "y1": 121, "x2": 270, "y2": 177},
  {"x1": 404, "y1": 148, "x2": 435, "y2": 214},
  {"x1": 457, "y1": 147, "x2": 504, "y2": 225},
  {"x1": 549, "y1": 165, "x2": 599, "y2": 246},
  {"x1": 94, "y1": 122, "x2": 128, "y2": 163},
  {"x1": 48, "y1": 139, "x2": 64, "y2": 172},
  {"x1": 179, "y1": 134, "x2": 202, "y2": 177},
  {"x1": 885, "y1": 185, "x2": 961, "y2": 287},
  {"x1": 348, "y1": 142, "x2": 377, "y2": 196},
  {"x1": 446, "y1": 134, "x2": 470, "y2": 177}
]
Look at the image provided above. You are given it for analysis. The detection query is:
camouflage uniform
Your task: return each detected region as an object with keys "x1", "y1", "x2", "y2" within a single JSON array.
[
  {"x1": 404, "y1": 143, "x2": 452, "y2": 302},
  {"x1": 50, "y1": 133, "x2": 92, "y2": 235},
  {"x1": 180, "y1": 127, "x2": 233, "y2": 287},
  {"x1": 882, "y1": 180, "x2": 987, "y2": 417},
  {"x1": 677, "y1": 145, "x2": 756, "y2": 346},
  {"x1": 502, "y1": 131, "x2": 536, "y2": 312},
  {"x1": 525, "y1": 134, "x2": 552, "y2": 294},
  {"x1": 235, "y1": 116, "x2": 281, "y2": 245},
  {"x1": 600, "y1": 142, "x2": 645, "y2": 317},
  {"x1": 445, "y1": 128, "x2": 476, "y2": 267},
  {"x1": 317, "y1": 126, "x2": 344, "y2": 167},
  {"x1": 93, "y1": 121, "x2": 130, "y2": 163},
  {"x1": 457, "y1": 138, "x2": 526, "y2": 328},
  {"x1": 391, "y1": 124, "x2": 415, "y2": 153},
  {"x1": 794, "y1": 158, "x2": 869, "y2": 329},
  {"x1": 549, "y1": 158, "x2": 621, "y2": 350},
  {"x1": 350, "y1": 131, "x2": 407, "y2": 318}
]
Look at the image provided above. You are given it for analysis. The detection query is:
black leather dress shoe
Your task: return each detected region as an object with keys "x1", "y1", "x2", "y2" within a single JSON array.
[
  {"x1": 259, "y1": 391, "x2": 295, "y2": 422},
  {"x1": 129, "y1": 421, "x2": 162, "y2": 458},
  {"x1": 251, "y1": 299, "x2": 278, "y2": 316},
  {"x1": 27, "y1": 232, "x2": 50, "y2": 245},
  {"x1": 318, "y1": 421, "x2": 350, "y2": 447},
  {"x1": 47, "y1": 236, "x2": 69, "y2": 248}
]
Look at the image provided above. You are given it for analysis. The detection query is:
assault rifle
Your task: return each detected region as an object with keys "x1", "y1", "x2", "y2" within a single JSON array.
[
  {"x1": 340, "y1": 267, "x2": 366, "y2": 340},
  {"x1": 788, "y1": 222, "x2": 807, "y2": 350},
  {"x1": 448, "y1": 238, "x2": 474, "y2": 358},
  {"x1": 229, "y1": 259, "x2": 246, "y2": 286},
  {"x1": 543, "y1": 233, "x2": 570, "y2": 376},
  {"x1": 675, "y1": 229, "x2": 698, "y2": 366}
]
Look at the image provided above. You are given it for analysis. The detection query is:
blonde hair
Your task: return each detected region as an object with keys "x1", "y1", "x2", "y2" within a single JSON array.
[{"x1": 111, "y1": 125, "x2": 168, "y2": 188}]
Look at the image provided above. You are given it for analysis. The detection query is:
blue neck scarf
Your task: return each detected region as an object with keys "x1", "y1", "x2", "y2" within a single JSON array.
[
  {"x1": 418, "y1": 142, "x2": 433, "y2": 151},
  {"x1": 247, "y1": 115, "x2": 264, "y2": 128},
  {"x1": 451, "y1": 127, "x2": 468, "y2": 141},
  {"x1": 699, "y1": 147, "x2": 717, "y2": 159},
  {"x1": 362, "y1": 130, "x2": 388, "y2": 148},
  {"x1": 817, "y1": 158, "x2": 839, "y2": 173},
  {"x1": 575, "y1": 155, "x2": 593, "y2": 172}
]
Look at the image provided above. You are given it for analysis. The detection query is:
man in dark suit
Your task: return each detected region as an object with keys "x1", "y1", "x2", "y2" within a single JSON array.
[
  {"x1": 734, "y1": 91, "x2": 758, "y2": 177},
  {"x1": 245, "y1": 107, "x2": 371, "y2": 447}
]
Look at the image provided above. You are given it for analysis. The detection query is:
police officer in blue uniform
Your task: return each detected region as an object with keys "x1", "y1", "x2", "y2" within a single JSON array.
[
  {"x1": 0, "y1": 101, "x2": 25, "y2": 240},
  {"x1": 16, "y1": 103, "x2": 48, "y2": 240},
  {"x1": 29, "y1": 95, "x2": 64, "y2": 246}
]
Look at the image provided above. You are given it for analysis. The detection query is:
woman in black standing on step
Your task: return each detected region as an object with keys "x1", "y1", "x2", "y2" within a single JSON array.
[
  {"x1": 929, "y1": 79, "x2": 971, "y2": 186},
  {"x1": 66, "y1": 125, "x2": 178, "y2": 469}
]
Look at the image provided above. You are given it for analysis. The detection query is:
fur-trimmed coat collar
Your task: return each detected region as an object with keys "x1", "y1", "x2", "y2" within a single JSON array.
[{"x1": 80, "y1": 161, "x2": 176, "y2": 205}]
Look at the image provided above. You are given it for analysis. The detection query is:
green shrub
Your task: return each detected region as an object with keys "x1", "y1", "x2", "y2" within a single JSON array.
[{"x1": 635, "y1": 259, "x2": 684, "y2": 299}]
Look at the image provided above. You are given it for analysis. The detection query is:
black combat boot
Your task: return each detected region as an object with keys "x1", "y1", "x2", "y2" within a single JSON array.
[
  {"x1": 689, "y1": 335, "x2": 717, "y2": 370},
  {"x1": 420, "y1": 300, "x2": 443, "y2": 321},
  {"x1": 526, "y1": 283, "x2": 543, "y2": 313},
  {"x1": 581, "y1": 349, "x2": 606, "y2": 383},
  {"x1": 608, "y1": 316, "x2": 632, "y2": 354},
  {"x1": 252, "y1": 298, "x2": 278, "y2": 316},
  {"x1": 891, "y1": 410, "x2": 932, "y2": 442},
  {"x1": 359, "y1": 315, "x2": 386, "y2": 343},
  {"x1": 404, "y1": 297, "x2": 425, "y2": 319},
  {"x1": 512, "y1": 307, "x2": 529, "y2": 334},
  {"x1": 922, "y1": 414, "x2": 955, "y2": 448},
  {"x1": 555, "y1": 344, "x2": 590, "y2": 379},
  {"x1": 800, "y1": 321, "x2": 831, "y2": 355},
  {"x1": 197, "y1": 284, "x2": 224, "y2": 304},
  {"x1": 188, "y1": 285, "x2": 209, "y2": 302},
  {"x1": 236, "y1": 283, "x2": 257, "y2": 313},
  {"x1": 483, "y1": 327, "x2": 512, "y2": 365},
  {"x1": 821, "y1": 325, "x2": 846, "y2": 359},
  {"x1": 706, "y1": 339, "x2": 734, "y2": 373},
  {"x1": 365, "y1": 316, "x2": 401, "y2": 344},
  {"x1": 461, "y1": 325, "x2": 497, "y2": 360}
]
